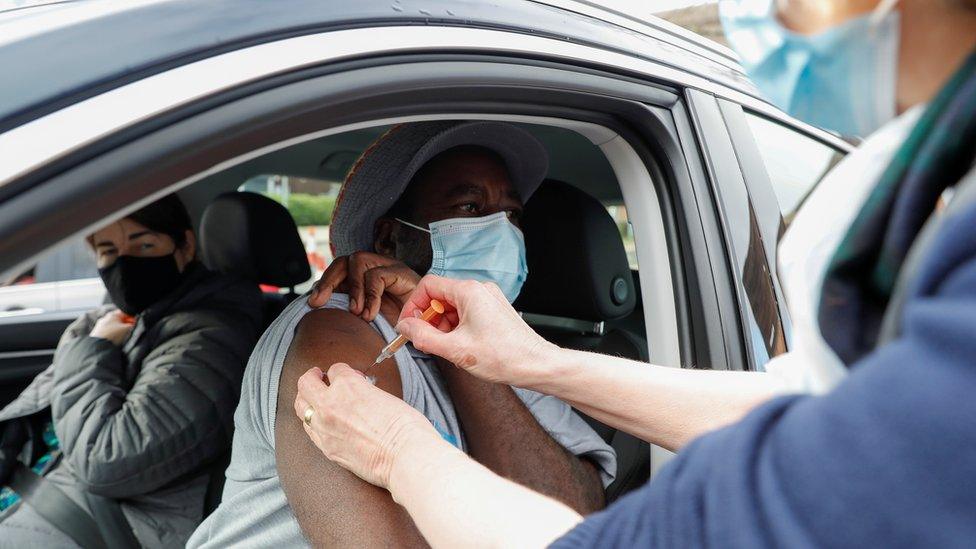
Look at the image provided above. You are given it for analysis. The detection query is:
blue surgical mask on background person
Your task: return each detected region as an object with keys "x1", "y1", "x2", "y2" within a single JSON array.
[
  {"x1": 397, "y1": 212, "x2": 528, "y2": 302},
  {"x1": 720, "y1": 0, "x2": 900, "y2": 137}
]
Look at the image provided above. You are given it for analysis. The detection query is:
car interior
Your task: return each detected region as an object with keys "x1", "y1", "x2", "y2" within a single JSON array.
[{"x1": 1, "y1": 118, "x2": 661, "y2": 508}]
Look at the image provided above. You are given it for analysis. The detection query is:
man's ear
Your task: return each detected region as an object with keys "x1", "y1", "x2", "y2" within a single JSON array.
[{"x1": 373, "y1": 218, "x2": 397, "y2": 256}]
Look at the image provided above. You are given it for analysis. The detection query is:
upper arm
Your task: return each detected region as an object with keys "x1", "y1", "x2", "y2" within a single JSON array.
[{"x1": 274, "y1": 308, "x2": 426, "y2": 547}]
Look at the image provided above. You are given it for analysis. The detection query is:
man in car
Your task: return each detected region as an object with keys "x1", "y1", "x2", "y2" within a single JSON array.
[{"x1": 190, "y1": 121, "x2": 615, "y2": 547}]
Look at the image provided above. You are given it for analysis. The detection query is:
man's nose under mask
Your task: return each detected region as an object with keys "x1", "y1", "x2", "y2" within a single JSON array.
[{"x1": 397, "y1": 212, "x2": 528, "y2": 302}]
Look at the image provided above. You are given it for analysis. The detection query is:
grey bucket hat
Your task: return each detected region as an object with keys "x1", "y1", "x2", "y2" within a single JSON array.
[{"x1": 330, "y1": 121, "x2": 549, "y2": 257}]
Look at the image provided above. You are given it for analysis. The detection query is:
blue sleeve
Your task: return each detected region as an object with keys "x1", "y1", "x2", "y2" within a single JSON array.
[{"x1": 552, "y1": 205, "x2": 976, "y2": 548}]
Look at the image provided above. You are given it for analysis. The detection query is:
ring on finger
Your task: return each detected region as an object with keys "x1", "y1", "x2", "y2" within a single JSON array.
[{"x1": 303, "y1": 406, "x2": 314, "y2": 426}]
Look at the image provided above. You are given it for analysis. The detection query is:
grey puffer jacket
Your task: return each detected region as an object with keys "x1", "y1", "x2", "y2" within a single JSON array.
[{"x1": 0, "y1": 262, "x2": 262, "y2": 548}]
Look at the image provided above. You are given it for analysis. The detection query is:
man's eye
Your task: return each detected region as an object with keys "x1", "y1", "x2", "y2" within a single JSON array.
[
  {"x1": 140, "y1": 243, "x2": 155, "y2": 251},
  {"x1": 459, "y1": 203, "x2": 478, "y2": 213}
]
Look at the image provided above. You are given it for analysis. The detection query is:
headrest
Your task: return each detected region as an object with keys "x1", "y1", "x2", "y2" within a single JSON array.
[
  {"x1": 514, "y1": 180, "x2": 636, "y2": 321},
  {"x1": 200, "y1": 192, "x2": 311, "y2": 287}
]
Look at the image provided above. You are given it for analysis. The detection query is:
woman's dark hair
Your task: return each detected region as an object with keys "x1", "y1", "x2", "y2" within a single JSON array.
[{"x1": 126, "y1": 194, "x2": 193, "y2": 247}]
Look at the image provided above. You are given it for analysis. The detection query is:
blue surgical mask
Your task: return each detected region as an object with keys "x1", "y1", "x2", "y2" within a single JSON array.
[
  {"x1": 397, "y1": 212, "x2": 528, "y2": 302},
  {"x1": 719, "y1": 0, "x2": 900, "y2": 137}
]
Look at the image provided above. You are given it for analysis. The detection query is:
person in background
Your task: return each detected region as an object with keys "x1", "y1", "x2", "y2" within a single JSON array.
[
  {"x1": 292, "y1": 0, "x2": 976, "y2": 547},
  {"x1": 0, "y1": 195, "x2": 262, "y2": 548}
]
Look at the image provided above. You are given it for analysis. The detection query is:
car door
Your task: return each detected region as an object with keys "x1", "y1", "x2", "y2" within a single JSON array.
[
  {"x1": 0, "y1": 238, "x2": 102, "y2": 407},
  {"x1": 687, "y1": 92, "x2": 851, "y2": 371}
]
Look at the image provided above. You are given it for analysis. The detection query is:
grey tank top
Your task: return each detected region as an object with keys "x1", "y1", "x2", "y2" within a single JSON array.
[{"x1": 188, "y1": 294, "x2": 615, "y2": 548}]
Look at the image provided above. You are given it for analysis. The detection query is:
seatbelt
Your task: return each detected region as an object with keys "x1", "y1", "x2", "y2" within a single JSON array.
[
  {"x1": 9, "y1": 464, "x2": 109, "y2": 549},
  {"x1": 85, "y1": 491, "x2": 141, "y2": 549}
]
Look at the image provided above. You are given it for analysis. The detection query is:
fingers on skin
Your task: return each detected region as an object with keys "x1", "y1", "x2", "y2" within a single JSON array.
[
  {"x1": 296, "y1": 367, "x2": 328, "y2": 408},
  {"x1": 326, "y1": 362, "x2": 367, "y2": 384},
  {"x1": 294, "y1": 394, "x2": 310, "y2": 420},
  {"x1": 308, "y1": 257, "x2": 348, "y2": 307},
  {"x1": 347, "y1": 253, "x2": 376, "y2": 314},
  {"x1": 301, "y1": 421, "x2": 325, "y2": 452},
  {"x1": 361, "y1": 267, "x2": 394, "y2": 322}
]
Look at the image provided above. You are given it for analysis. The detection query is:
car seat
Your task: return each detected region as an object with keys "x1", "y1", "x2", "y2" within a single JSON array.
[
  {"x1": 200, "y1": 191, "x2": 312, "y2": 328},
  {"x1": 514, "y1": 180, "x2": 650, "y2": 502},
  {"x1": 198, "y1": 191, "x2": 311, "y2": 515}
]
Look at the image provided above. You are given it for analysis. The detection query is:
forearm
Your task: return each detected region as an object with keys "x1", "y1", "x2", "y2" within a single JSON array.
[
  {"x1": 51, "y1": 337, "x2": 126, "y2": 442},
  {"x1": 530, "y1": 348, "x2": 786, "y2": 450},
  {"x1": 391, "y1": 432, "x2": 581, "y2": 549},
  {"x1": 52, "y1": 335, "x2": 236, "y2": 496},
  {"x1": 440, "y1": 364, "x2": 604, "y2": 512}
]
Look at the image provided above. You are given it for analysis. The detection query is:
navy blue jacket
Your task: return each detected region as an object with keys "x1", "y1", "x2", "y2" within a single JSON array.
[{"x1": 552, "y1": 172, "x2": 976, "y2": 547}]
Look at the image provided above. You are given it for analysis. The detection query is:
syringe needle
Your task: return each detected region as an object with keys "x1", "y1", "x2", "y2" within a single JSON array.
[
  {"x1": 363, "y1": 354, "x2": 384, "y2": 376},
  {"x1": 365, "y1": 299, "x2": 445, "y2": 375}
]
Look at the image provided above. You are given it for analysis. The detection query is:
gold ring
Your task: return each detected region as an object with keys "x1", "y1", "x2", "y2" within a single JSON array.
[{"x1": 303, "y1": 406, "x2": 314, "y2": 426}]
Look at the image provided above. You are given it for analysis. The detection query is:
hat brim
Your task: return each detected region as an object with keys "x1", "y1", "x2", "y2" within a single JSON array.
[{"x1": 330, "y1": 121, "x2": 549, "y2": 257}]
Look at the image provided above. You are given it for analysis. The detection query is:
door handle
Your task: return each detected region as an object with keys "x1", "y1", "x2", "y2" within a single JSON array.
[{"x1": 0, "y1": 307, "x2": 45, "y2": 318}]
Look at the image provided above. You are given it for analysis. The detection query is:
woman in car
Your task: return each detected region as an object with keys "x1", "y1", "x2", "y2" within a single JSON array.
[{"x1": 0, "y1": 195, "x2": 262, "y2": 548}]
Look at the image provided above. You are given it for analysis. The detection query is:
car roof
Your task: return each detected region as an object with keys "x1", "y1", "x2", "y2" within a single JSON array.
[{"x1": 0, "y1": 0, "x2": 761, "y2": 133}]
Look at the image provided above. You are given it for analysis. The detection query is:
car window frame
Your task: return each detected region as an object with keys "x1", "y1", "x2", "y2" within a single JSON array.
[
  {"x1": 720, "y1": 100, "x2": 851, "y2": 356},
  {"x1": 685, "y1": 91, "x2": 792, "y2": 370}
]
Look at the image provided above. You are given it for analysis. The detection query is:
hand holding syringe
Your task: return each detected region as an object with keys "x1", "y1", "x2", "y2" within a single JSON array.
[
  {"x1": 394, "y1": 276, "x2": 553, "y2": 387},
  {"x1": 364, "y1": 299, "x2": 445, "y2": 377}
]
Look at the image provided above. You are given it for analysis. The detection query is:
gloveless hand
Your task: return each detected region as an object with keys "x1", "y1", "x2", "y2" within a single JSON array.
[
  {"x1": 308, "y1": 252, "x2": 421, "y2": 321},
  {"x1": 293, "y1": 363, "x2": 440, "y2": 489},
  {"x1": 90, "y1": 310, "x2": 135, "y2": 346},
  {"x1": 395, "y1": 275, "x2": 558, "y2": 387}
]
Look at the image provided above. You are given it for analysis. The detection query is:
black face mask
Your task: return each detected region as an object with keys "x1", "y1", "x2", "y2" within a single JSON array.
[{"x1": 98, "y1": 254, "x2": 185, "y2": 316}]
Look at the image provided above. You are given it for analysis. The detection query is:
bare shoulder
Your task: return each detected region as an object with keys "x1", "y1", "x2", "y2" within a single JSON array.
[
  {"x1": 292, "y1": 308, "x2": 383, "y2": 367},
  {"x1": 279, "y1": 307, "x2": 403, "y2": 410}
]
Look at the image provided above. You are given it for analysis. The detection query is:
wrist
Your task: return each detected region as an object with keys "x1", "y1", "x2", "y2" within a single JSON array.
[
  {"x1": 388, "y1": 424, "x2": 455, "y2": 500},
  {"x1": 524, "y1": 338, "x2": 565, "y2": 391},
  {"x1": 525, "y1": 344, "x2": 574, "y2": 393}
]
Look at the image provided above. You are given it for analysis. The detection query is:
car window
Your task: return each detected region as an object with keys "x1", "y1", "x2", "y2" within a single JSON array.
[
  {"x1": 239, "y1": 175, "x2": 341, "y2": 290},
  {"x1": 0, "y1": 238, "x2": 103, "y2": 315},
  {"x1": 745, "y1": 113, "x2": 845, "y2": 226},
  {"x1": 1, "y1": 238, "x2": 98, "y2": 287}
]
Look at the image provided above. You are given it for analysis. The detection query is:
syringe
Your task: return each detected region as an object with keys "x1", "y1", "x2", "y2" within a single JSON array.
[{"x1": 366, "y1": 299, "x2": 445, "y2": 374}]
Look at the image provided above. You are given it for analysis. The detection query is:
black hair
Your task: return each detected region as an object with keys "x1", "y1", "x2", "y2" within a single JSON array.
[{"x1": 126, "y1": 194, "x2": 193, "y2": 247}]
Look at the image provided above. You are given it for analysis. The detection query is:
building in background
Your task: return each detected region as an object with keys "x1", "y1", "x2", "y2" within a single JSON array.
[{"x1": 656, "y1": 3, "x2": 726, "y2": 46}]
